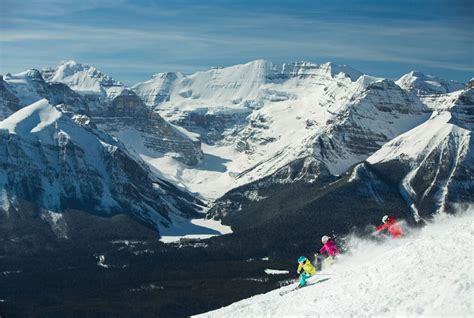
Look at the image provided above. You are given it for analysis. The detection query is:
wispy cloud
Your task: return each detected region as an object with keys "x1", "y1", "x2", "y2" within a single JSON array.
[{"x1": 1, "y1": 0, "x2": 472, "y2": 82}]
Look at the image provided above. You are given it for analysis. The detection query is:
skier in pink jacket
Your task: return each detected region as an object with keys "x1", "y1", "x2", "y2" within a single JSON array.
[
  {"x1": 315, "y1": 235, "x2": 339, "y2": 269},
  {"x1": 318, "y1": 235, "x2": 339, "y2": 257}
]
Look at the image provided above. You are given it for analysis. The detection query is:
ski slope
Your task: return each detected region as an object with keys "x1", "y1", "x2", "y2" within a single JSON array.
[{"x1": 196, "y1": 211, "x2": 474, "y2": 317}]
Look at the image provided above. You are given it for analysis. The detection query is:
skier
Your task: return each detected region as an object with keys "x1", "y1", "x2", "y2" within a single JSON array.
[
  {"x1": 315, "y1": 235, "x2": 339, "y2": 269},
  {"x1": 296, "y1": 256, "x2": 316, "y2": 288},
  {"x1": 376, "y1": 215, "x2": 403, "y2": 238}
]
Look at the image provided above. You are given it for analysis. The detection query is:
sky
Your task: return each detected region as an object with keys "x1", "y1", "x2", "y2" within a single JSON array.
[{"x1": 0, "y1": 0, "x2": 473, "y2": 85}]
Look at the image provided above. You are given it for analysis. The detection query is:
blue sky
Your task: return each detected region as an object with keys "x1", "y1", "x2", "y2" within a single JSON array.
[{"x1": 1, "y1": 0, "x2": 472, "y2": 85}]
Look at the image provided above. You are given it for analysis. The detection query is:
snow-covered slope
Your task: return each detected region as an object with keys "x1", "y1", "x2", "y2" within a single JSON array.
[
  {"x1": 196, "y1": 211, "x2": 474, "y2": 317},
  {"x1": 133, "y1": 61, "x2": 429, "y2": 199},
  {"x1": 396, "y1": 71, "x2": 464, "y2": 95},
  {"x1": 133, "y1": 61, "x2": 363, "y2": 110},
  {"x1": 0, "y1": 99, "x2": 204, "y2": 235},
  {"x1": 419, "y1": 89, "x2": 464, "y2": 111},
  {"x1": 367, "y1": 87, "x2": 473, "y2": 218}
]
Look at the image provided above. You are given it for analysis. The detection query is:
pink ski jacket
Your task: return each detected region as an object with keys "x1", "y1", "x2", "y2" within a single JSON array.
[{"x1": 319, "y1": 239, "x2": 339, "y2": 257}]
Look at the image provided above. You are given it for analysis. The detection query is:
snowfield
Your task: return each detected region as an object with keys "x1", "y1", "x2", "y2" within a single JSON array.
[{"x1": 196, "y1": 211, "x2": 474, "y2": 317}]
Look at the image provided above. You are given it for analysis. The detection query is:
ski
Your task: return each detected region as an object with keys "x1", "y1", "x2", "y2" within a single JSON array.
[
  {"x1": 279, "y1": 278, "x2": 331, "y2": 296},
  {"x1": 279, "y1": 285, "x2": 301, "y2": 296}
]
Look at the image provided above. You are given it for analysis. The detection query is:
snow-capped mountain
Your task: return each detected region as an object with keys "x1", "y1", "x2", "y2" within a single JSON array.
[
  {"x1": 0, "y1": 62, "x2": 203, "y2": 165},
  {"x1": 207, "y1": 89, "x2": 471, "y2": 241},
  {"x1": 0, "y1": 99, "x2": 204, "y2": 237},
  {"x1": 132, "y1": 71, "x2": 184, "y2": 107},
  {"x1": 132, "y1": 60, "x2": 429, "y2": 199},
  {"x1": 41, "y1": 60, "x2": 126, "y2": 105},
  {"x1": 368, "y1": 87, "x2": 473, "y2": 218},
  {"x1": 1, "y1": 70, "x2": 89, "y2": 117},
  {"x1": 196, "y1": 212, "x2": 474, "y2": 317},
  {"x1": 134, "y1": 60, "x2": 363, "y2": 111},
  {"x1": 396, "y1": 71, "x2": 465, "y2": 95},
  {"x1": 2, "y1": 59, "x2": 470, "y2": 233}
]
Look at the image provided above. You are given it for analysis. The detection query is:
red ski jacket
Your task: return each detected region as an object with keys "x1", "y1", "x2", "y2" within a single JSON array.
[{"x1": 376, "y1": 217, "x2": 403, "y2": 238}]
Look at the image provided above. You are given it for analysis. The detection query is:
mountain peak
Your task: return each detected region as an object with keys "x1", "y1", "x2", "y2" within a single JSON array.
[
  {"x1": 246, "y1": 59, "x2": 271, "y2": 67},
  {"x1": 54, "y1": 60, "x2": 91, "y2": 76},
  {"x1": 42, "y1": 60, "x2": 124, "y2": 94},
  {"x1": 396, "y1": 71, "x2": 464, "y2": 95},
  {"x1": 0, "y1": 99, "x2": 62, "y2": 140},
  {"x1": 407, "y1": 70, "x2": 426, "y2": 78},
  {"x1": 59, "y1": 59, "x2": 80, "y2": 66},
  {"x1": 325, "y1": 62, "x2": 363, "y2": 80},
  {"x1": 5, "y1": 69, "x2": 44, "y2": 82},
  {"x1": 355, "y1": 74, "x2": 384, "y2": 88}
]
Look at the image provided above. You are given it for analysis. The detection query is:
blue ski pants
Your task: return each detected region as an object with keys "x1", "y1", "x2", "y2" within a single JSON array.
[{"x1": 299, "y1": 272, "x2": 311, "y2": 287}]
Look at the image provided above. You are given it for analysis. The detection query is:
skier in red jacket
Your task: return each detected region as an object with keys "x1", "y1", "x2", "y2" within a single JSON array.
[{"x1": 376, "y1": 215, "x2": 403, "y2": 238}]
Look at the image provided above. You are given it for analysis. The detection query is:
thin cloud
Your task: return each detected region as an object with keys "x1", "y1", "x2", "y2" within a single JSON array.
[{"x1": 1, "y1": 0, "x2": 472, "y2": 81}]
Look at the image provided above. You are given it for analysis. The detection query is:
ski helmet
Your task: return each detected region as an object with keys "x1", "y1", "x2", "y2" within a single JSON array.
[
  {"x1": 297, "y1": 256, "x2": 307, "y2": 263},
  {"x1": 382, "y1": 215, "x2": 389, "y2": 223},
  {"x1": 321, "y1": 235, "x2": 330, "y2": 243}
]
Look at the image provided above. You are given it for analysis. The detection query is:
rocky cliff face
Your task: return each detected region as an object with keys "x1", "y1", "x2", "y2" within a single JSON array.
[{"x1": 0, "y1": 99, "x2": 204, "y2": 237}]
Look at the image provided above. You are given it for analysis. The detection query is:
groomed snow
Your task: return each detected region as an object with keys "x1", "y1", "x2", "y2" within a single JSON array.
[{"x1": 195, "y1": 211, "x2": 474, "y2": 317}]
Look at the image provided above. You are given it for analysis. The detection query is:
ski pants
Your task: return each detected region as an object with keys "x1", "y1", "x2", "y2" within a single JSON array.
[
  {"x1": 322, "y1": 256, "x2": 336, "y2": 269},
  {"x1": 299, "y1": 272, "x2": 311, "y2": 287}
]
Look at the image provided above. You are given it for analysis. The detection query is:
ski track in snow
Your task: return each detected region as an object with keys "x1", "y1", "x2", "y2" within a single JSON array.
[{"x1": 195, "y1": 211, "x2": 474, "y2": 318}]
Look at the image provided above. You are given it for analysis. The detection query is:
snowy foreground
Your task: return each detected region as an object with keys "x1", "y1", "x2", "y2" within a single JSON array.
[{"x1": 196, "y1": 212, "x2": 473, "y2": 317}]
